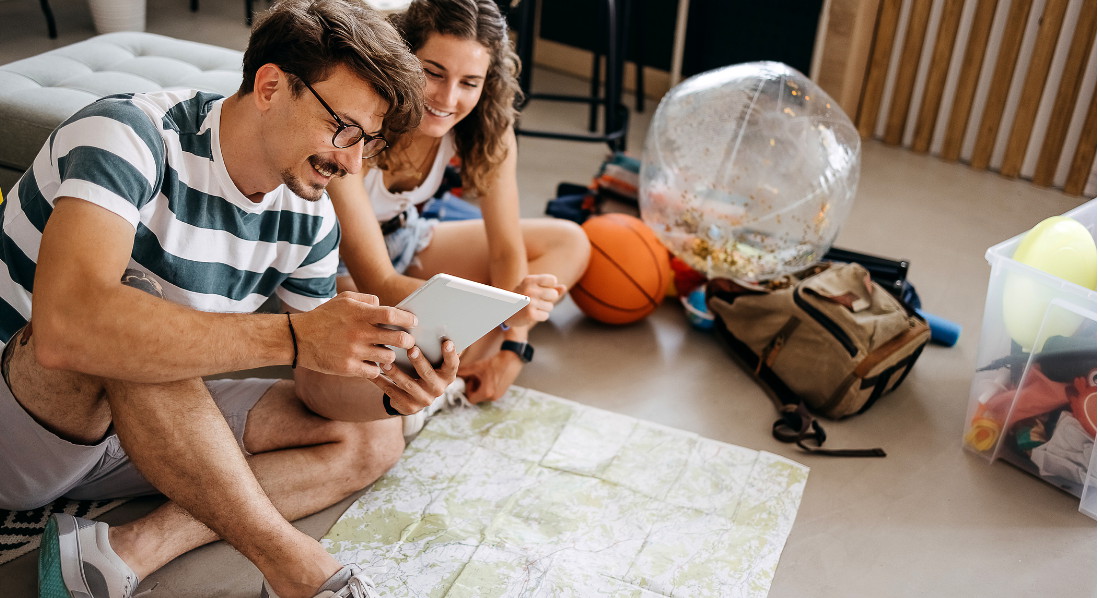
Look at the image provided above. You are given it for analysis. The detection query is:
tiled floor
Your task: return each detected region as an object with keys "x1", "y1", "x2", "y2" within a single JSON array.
[{"x1": 0, "y1": 0, "x2": 1095, "y2": 596}]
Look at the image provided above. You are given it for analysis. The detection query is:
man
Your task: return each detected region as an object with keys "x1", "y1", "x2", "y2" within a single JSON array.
[{"x1": 0, "y1": 1, "x2": 458, "y2": 597}]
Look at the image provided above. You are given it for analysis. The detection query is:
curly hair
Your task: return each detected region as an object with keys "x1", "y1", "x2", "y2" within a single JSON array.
[
  {"x1": 387, "y1": 0, "x2": 522, "y2": 197},
  {"x1": 241, "y1": 0, "x2": 425, "y2": 141}
]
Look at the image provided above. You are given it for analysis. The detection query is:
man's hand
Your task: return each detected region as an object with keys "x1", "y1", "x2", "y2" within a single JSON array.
[
  {"x1": 505, "y1": 274, "x2": 566, "y2": 329},
  {"x1": 458, "y1": 349, "x2": 524, "y2": 404},
  {"x1": 291, "y1": 292, "x2": 418, "y2": 377},
  {"x1": 372, "y1": 340, "x2": 460, "y2": 415}
]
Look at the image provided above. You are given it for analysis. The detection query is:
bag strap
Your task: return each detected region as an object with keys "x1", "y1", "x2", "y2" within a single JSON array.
[
  {"x1": 753, "y1": 343, "x2": 887, "y2": 458},
  {"x1": 772, "y1": 402, "x2": 886, "y2": 457},
  {"x1": 707, "y1": 281, "x2": 886, "y2": 458}
]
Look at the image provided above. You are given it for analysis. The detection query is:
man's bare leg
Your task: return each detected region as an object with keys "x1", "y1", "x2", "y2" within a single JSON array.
[
  {"x1": 105, "y1": 381, "x2": 403, "y2": 592},
  {"x1": 6, "y1": 328, "x2": 401, "y2": 598}
]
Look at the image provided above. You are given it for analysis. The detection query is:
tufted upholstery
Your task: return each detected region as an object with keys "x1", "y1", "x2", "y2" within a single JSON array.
[{"x1": 0, "y1": 32, "x2": 243, "y2": 192}]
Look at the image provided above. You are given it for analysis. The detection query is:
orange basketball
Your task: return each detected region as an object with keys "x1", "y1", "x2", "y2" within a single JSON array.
[{"x1": 570, "y1": 213, "x2": 672, "y2": 324}]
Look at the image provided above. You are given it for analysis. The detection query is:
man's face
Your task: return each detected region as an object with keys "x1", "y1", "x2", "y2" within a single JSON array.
[{"x1": 275, "y1": 66, "x2": 388, "y2": 201}]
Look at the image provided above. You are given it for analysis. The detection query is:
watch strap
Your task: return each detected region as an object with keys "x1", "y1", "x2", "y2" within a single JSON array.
[{"x1": 500, "y1": 340, "x2": 534, "y2": 363}]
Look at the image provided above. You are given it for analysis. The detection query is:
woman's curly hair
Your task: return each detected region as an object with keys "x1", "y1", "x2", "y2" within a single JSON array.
[{"x1": 387, "y1": 0, "x2": 522, "y2": 197}]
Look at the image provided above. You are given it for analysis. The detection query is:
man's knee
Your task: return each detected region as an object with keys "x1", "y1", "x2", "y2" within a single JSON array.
[
  {"x1": 1, "y1": 322, "x2": 115, "y2": 443},
  {"x1": 330, "y1": 418, "x2": 404, "y2": 493}
]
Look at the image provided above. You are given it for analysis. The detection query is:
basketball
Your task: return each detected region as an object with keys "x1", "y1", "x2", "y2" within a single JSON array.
[{"x1": 570, "y1": 213, "x2": 672, "y2": 324}]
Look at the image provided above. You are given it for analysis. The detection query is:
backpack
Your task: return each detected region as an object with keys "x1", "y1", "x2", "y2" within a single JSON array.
[{"x1": 706, "y1": 262, "x2": 931, "y2": 457}]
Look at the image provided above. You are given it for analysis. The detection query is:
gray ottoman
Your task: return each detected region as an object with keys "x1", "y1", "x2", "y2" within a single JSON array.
[{"x1": 0, "y1": 32, "x2": 243, "y2": 193}]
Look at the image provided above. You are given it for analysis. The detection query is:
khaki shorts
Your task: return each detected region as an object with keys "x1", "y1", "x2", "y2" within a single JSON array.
[{"x1": 0, "y1": 373, "x2": 277, "y2": 511}]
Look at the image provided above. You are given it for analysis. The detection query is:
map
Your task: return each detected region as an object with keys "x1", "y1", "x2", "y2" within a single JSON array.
[{"x1": 323, "y1": 387, "x2": 809, "y2": 597}]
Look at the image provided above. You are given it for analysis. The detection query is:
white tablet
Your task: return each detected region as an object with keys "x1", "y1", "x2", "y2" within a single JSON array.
[{"x1": 391, "y1": 273, "x2": 530, "y2": 371}]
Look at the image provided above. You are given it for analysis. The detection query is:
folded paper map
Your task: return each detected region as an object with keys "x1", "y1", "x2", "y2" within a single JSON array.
[{"x1": 323, "y1": 387, "x2": 808, "y2": 597}]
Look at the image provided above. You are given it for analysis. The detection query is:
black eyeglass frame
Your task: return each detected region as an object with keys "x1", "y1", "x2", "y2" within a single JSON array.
[{"x1": 298, "y1": 78, "x2": 389, "y2": 159}]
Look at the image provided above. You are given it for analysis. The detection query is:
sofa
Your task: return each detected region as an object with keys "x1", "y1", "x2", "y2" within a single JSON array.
[{"x1": 0, "y1": 32, "x2": 243, "y2": 193}]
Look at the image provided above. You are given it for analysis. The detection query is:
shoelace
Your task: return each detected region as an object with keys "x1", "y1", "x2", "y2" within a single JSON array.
[
  {"x1": 441, "y1": 384, "x2": 472, "y2": 409},
  {"x1": 338, "y1": 568, "x2": 384, "y2": 598},
  {"x1": 423, "y1": 381, "x2": 471, "y2": 419}
]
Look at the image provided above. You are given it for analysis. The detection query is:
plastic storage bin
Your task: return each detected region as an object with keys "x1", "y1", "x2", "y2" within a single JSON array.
[{"x1": 963, "y1": 200, "x2": 1097, "y2": 519}]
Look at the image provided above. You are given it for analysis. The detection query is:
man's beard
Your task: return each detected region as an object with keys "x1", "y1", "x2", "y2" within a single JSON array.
[{"x1": 282, "y1": 156, "x2": 346, "y2": 201}]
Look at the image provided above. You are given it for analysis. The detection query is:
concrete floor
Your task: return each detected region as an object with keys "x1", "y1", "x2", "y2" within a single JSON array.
[{"x1": 0, "y1": 0, "x2": 1095, "y2": 596}]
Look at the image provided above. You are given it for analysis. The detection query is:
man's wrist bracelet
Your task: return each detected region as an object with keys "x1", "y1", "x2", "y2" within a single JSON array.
[
  {"x1": 285, "y1": 312, "x2": 298, "y2": 369},
  {"x1": 382, "y1": 393, "x2": 403, "y2": 417}
]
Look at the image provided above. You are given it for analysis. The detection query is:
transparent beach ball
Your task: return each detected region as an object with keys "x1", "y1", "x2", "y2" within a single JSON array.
[{"x1": 639, "y1": 62, "x2": 860, "y2": 282}]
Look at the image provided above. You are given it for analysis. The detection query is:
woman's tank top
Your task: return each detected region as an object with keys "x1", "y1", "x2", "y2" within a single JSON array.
[{"x1": 365, "y1": 131, "x2": 457, "y2": 222}]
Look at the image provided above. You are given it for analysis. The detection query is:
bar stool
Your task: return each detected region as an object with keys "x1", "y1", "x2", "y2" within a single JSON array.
[
  {"x1": 190, "y1": 0, "x2": 262, "y2": 26},
  {"x1": 507, "y1": 0, "x2": 630, "y2": 152},
  {"x1": 38, "y1": 0, "x2": 57, "y2": 38}
]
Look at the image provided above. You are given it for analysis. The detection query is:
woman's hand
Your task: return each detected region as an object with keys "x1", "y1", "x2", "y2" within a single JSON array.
[
  {"x1": 457, "y1": 349, "x2": 524, "y2": 404},
  {"x1": 506, "y1": 274, "x2": 566, "y2": 329}
]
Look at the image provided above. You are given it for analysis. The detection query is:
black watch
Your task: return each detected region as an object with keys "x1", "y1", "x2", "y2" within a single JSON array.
[{"x1": 500, "y1": 340, "x2": 534, "y2": 363}]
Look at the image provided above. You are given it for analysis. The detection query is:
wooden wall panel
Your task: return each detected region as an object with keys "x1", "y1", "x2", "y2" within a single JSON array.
[
  {"x1": 856, "y1": 0, "x2": 903, "y2": 137},
  {"x1": 819, "y1": 0, "x2": 1095, "y2": 196},
  {"x1": 1032, "y1": 0, "x2": 1095, "y2": 186},
  {"x1": 1000, "y1": 0, "x2": 1070, "y2": 177},
  {"x1": 813, "y1": 0, "x2": 883, "y2": 117},
  {"x1": 969, "y1": 0, "x2": 1034, "y2": 171},
  {"x1": 883, "y1": 0, "x2": 934, "y2": 144},
  {"x1": 1064, "y1": 90, "x2": 1097, "y2": 196},
  {"x1": 940, "y1": 0, "x2": 999, "y2": 161},
  {"x1": 912, "y1": 0, "x2": 966, "y2": 152}
]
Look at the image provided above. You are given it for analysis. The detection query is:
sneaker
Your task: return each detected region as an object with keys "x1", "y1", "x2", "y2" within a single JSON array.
[
  {"x1": 402, "y1": 378, "x2": 471, "y2": 441},
  {"x1": 38, "y1": 513, "x2": 139, "y2": 598},
  {"x1": 260, "y1": 563, "x2": 381, "y2": 598}
]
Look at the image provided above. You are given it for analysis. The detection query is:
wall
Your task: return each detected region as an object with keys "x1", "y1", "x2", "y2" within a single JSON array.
[{"x1": 814, "y1": 0, "x2": 1097, "y2": 197}]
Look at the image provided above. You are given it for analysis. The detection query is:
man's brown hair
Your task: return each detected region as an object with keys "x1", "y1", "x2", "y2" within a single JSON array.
[{"x1": 241, "y1": 0, "x2": 424, "y2": 138}]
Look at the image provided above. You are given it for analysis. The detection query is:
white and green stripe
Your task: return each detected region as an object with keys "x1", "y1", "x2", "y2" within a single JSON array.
[{"x1": 0, "y1": 89, "x2": 338, "y2": 343}]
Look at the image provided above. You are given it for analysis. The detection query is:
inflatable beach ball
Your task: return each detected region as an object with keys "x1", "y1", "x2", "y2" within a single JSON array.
[{"x1": 639, "y1": 62, "x2": 860, "y2": 283}]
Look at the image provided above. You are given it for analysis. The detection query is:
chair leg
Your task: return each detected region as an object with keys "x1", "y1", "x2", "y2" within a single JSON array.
[
  {"x1": 515, "y1": 0, "x2": 535, "y2": 105},
  {"x1": 39, "y1": 0, "x2": 57, "y2": 39},
  {"x1": 603, "y1": 0, "x2": 625, "y2": 151},
  {"x1": 588, "y1": 51, "x2": 601, "y2": 133},
  {"x1": 629, "y1": 0, "x2": 644, "y2": 112},
  {"x1": 190, "y1": 0, "x2": 198, "y2": 12},
  {"x1": 512, "y1": 0, "x2": 628, "y2": 150}
]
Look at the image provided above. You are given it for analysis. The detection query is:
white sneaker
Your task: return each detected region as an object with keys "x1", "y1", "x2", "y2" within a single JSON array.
[
  {"x1": 37, "y1": 513, "x2": 140, "y2": 598},
  {"x1": 402, "y1": 378, "x2": 471, "y2": 441},
  {"x1": 260, "y1": 563, "x2": 381, "y2": 598}
]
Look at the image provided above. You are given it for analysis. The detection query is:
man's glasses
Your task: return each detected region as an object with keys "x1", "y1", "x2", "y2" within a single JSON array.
[{"x1": 299, "y1": 78, "x2": 388, "y2": 159}]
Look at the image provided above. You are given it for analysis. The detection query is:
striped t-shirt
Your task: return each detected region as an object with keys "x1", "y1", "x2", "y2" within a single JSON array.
[{"x1": 0, "y1": 89, "x2": 340, "y2": 344}]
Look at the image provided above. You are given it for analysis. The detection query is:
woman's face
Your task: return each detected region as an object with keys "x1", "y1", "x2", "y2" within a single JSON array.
[{"x1": 415, "y1": 32, "x2": 492, "y2": 138}]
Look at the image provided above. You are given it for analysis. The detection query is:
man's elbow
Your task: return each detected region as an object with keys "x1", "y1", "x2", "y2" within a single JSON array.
[{"x1": 31, "y1": 317, "x2": 81, "y2": 371}]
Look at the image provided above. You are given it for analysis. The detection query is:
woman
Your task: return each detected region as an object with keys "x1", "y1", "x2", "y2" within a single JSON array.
[{"x1": 326, "y1": 0, "x2": 590, "y2": 406}]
